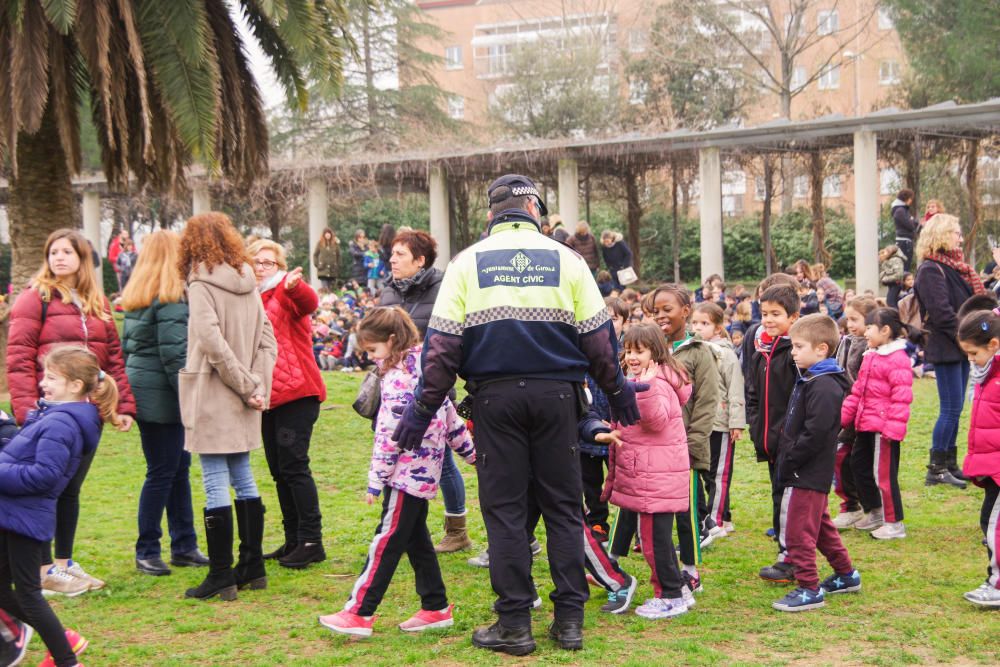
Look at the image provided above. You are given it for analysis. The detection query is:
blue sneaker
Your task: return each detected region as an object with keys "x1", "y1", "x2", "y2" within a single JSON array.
[
  {"x1": 772, "y1": 587, "x2": 825, "y2": 612},
  {"x1": 820, "y1": 569, "x2": 861, "y2": 595},
  {"x1": 600, "y1": 574, "x2": 637, "y2": 614},
  {"x1": 765, "y1": 528, "x2": 776, "y2": 538}
]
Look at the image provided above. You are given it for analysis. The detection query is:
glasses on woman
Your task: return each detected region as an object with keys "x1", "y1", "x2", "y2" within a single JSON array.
[{"x1": 254, "y1": 260, "x2": 277, "y2": 269}]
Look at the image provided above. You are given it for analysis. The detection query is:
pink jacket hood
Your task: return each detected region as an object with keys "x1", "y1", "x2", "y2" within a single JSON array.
[
  {"x1": 841, "y1": 339, "x2": 914, "y2": 442},
  {"x1": 605, "y1": 365, "x2": 691, "y2": 514}
]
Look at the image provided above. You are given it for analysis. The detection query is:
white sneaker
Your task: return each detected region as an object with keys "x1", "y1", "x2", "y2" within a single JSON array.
[
  {"x1": 700, "y1": 525, "x2": 725, "y2": 548},
  {"x1": 832, "y1": 510, "x2": 865, "y2": 530},
  {"x1": 963, "y1": 582, "x2": 1000, "y2": 607},
  {"x1": 681, "y1": 587, "x2": 696, "y2": 609},
  {"x1": 41, "y1": 566, "x2": 89, "y2": 598},
  {"x1": 722, "y1": 521, "x2": 735, "y2": 534},
  {"x1": 870, "y1": 522, "x2": 906, "y2": 540},
  {"x1": 467, "y1": 550, "x2": 489, "y2": 568},
  {"x1": 854, "y1": 509, "x2": 884, "y2": 531},
  {"x1": 635, "y1": 597, "x2": 688, "y2": 619},
  {"x1": 65, "y1": 560, "x2": 105, "y2": 590}
]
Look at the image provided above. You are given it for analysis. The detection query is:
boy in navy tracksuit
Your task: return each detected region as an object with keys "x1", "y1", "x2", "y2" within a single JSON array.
[
  {"x1": 746, "y1": 285, "x2": 801, "y2": 581},
  {"x1": 579, "y1": 377, "x2": 612, "y2": 540},
  {"x1": 772, "y1": 314, "x2": 860, "y2": 612}
]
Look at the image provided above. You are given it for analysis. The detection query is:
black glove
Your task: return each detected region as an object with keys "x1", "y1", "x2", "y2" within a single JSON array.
[
  {"x1": 455, "y1": 395, "x2": 474, "y2": 420},
  {"x1": 391, "y1": 401, "x2": 434, "y2": 451},
  {"x1": 607, "y1": 381, "x2": 648, "y2": 426}
]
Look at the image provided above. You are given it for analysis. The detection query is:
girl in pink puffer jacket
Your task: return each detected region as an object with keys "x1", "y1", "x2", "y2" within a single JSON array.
[
  {"x1": 841, "y1": 308, "x2": 916, "y2": 541},
  {"x1": 601, "y1": 323, "x2": 692, "y2": 620}
]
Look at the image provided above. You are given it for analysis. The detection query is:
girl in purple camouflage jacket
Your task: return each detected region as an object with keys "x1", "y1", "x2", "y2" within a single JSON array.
[{"x1": 319, "y1": 307, "x2": 474, "y2": 638}]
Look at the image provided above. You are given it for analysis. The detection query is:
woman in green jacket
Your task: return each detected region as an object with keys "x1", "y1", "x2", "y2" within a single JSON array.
[
  {"x1": 122, "y1": 231, "x2": 208, "y2": 576},
  {"x1": 312, "y1": 229, "x2": 340, "y2": 289}
]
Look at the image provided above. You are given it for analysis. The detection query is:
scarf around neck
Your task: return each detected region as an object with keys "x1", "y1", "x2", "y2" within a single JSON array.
[
  {"x1": 258, "y1": 270, "x2": 286, "y2": 294},
  {"x1": 389, "y1": 267, "x2": 427, "y2": 295},
  {"x1": 754, "y1": 327, "x2": 785, "y2": 354},
  {"x1": 925, "y1": 249, "x2": 986, "y2": 295},
  {"x1": 971, "y1": 356, "x2": 996, "y2": 386}
]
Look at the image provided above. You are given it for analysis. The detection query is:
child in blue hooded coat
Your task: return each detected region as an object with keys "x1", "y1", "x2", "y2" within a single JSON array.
[{"x1": 0, "y1": 346, "x2": 119, "y2": 667}]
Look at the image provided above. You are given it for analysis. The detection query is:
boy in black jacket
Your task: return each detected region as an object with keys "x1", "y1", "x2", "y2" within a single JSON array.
[
  {"x1": 746, "y1": 285, "x2": 801, "y2": 582},
  {"x1": 772, "y1": 314, "x2": 860, "y2": 612}
]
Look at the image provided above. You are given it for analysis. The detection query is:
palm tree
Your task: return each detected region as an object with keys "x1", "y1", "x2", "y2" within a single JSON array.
[{"x1": 0, "y1": 0, "x2": 349, "y2": 287}]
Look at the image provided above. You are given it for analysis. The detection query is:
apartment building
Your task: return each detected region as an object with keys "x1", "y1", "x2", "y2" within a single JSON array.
[{"x1": 415, "y1": 0, "x2": 913, "y2": 216}]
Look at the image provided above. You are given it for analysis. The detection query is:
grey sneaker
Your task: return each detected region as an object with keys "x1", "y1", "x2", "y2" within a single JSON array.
[
  {"x1": 467, "y1": 550, "x2": 489, "y2": 568},
  {"x1": 599, "y1": 574, "x2": 637, "y2": 614},
  {"x1": 832, "y1": 510, "x2": 864, "y2": 530},
  {"x1": 963, "y1": 582, "x2": 1000, "y2": 607},
  {"x1": 530, "y1": 539, "x2": 542, "y2": 556},
  {"x1": 65, "y1": 560, "x2": 105, "y2": 590},
  {"x1": 854, "y1": 508, "x2": 884, "y2": 531}
]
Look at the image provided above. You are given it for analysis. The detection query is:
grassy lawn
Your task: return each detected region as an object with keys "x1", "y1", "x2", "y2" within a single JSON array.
[{"x1": 15, "y1": 374, "x2": 1000, "y2": 665}]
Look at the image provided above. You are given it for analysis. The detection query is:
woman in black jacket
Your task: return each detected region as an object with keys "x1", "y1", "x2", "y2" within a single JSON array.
[
  {"x1": 348, "y1": 229, "x2": 368, "y2": 284},
  {"x1": 600, "y1": 230, "x2": 634, "y2": 291},
  {"x1": 377, "y1": 230, "x2": 469, "y2": 552},
  {"x1": 914, "y1": 214, "x2": 985, "y2": 488}
]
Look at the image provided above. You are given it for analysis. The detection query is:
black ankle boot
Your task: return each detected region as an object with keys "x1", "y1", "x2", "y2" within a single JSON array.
[
  {"x1": 279, "y1": 541, "x2": 326, "y2": 569},
  {"x1": 946, "y1": 449, "x2": 967, "y2": 481},
  {"x1": 263, "y1": 542, "x2": 295, "y2": 560},
  {"x1": 472, "y1": 621, "x2": 535, "y2": 656},
  {"x1": 233, "y1": 498, "x2": 267, "y2": 590},
  {"x1": 925, "y1": 450, "x2": 966, "y2": 489},
  {"x1": 184, "y1": 507, "x2": 237, "y2": 601},
  {"x1": 548, "y1": 619, "x2": 583, "y2": 650}
]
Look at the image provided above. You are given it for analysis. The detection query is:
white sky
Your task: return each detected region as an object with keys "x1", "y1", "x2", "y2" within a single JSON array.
[{"x1": 235, "y1": 7, "x2": 287, "y2": 112}]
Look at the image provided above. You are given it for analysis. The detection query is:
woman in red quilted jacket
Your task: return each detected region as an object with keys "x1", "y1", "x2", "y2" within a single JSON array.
[
  {"x1": 957, "y1": 302, "x2": 1000, "y2": 607},
  {"x1": 249, "y1": 240, "x2": 327, "y2": 570},
  {"x1": 841, "y1": 308, "x2": 916, "y2": 542},
  {"x1": 6, "y1": 229, "x2": 136, "y2": 595}
]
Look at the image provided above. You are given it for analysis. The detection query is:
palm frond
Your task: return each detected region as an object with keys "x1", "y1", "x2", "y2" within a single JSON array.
[
  {"x1": 10, "y1": 0, "x2": 51, "y2": 134},
  {"x1": 0, "y1": 12, "x2": 15, "y2": 166},
  {"x1": 239, "y1": 0, "x2": 308, "y2": 109},
  {"x1": 135, "y1": 0, "x2": 221, "y2": 164},
  {"x1": 73, "y1": 0, "x2": 115, "y2": 149},
  {"x1": 113, "y1": 0, "x2": 153, "y2": 162},
  {"x1": 41, "y1": 0, "x2": 76, "y2": 34},
  {"x1": 47, "y1": 32, "x2": 81, "y2": 172}
]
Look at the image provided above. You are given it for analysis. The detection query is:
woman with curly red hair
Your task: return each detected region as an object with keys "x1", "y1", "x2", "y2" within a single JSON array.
[{"x1": 177, "y1": 213, "x2": 277, "y2": 601}]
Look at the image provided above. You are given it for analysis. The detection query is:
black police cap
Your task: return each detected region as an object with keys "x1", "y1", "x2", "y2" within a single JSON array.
[{"x1": 486, "y1": 174, "x2": 548, "y2": 217}]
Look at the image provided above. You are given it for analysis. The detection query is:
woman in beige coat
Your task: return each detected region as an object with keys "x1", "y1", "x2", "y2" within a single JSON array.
[{"x1": 177, "y1": 213, "x2": 277, "y2": 602}]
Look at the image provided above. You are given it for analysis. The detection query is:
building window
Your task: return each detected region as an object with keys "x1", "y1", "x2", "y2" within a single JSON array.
[
  {"x1": 791, "y1": 66, "x2": 807, "y2": 92},
  {"x1": 628, "y1": 78, "x2": 648, "y2": 105},
  {"x1": 817, "y1": 63, "x2": 840, "y2": 90},
  {"x1": 817, "y1": 10, "x2": 839, "y2": 36},
  {"x1": 879, "y1": 60, "x2": 900, "y2": 85},
  {"x1": 823, "y1": 175, "x2": 843, "y2": 198},
  {"x1": 722, "y1": 170, "x2": 747, "y2": 196},
  {"x1": 794, "y1": 175, "x2": 809, "y2": 199},
  {"x1": 447, "y1": 95, "x2": 464, "y2": 120},
  {"x1": 754, "y1": 177, "x2": 766, "y2": 201},
  {"x1": 722, "y1": 195, "x2": 745, "y2": 217},
  {"x1": 445, "y1": 45, "x2": 463, "y2": 70},
  {"x1": 486, "y1": 44, "x2": 512, "y2": 77},
  {"x1": 880, "y1": 168, "x2": 901, "y2": 196},
  {"x1": 877, "y1": 7, "x2": 894, "y2": 30},
  {"x1": 628, "y1": 29, "x2": 647, "y2": 54}
]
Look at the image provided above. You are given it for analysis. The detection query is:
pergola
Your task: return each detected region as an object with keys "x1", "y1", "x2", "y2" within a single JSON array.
[{"x1": 5, "y1": 98, "x2": 999, "y2": 293}]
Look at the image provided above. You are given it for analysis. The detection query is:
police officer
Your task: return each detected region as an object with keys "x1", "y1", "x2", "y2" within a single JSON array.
[{"x1": 393, "y1": 175, "x2": 641, "y2": 655}]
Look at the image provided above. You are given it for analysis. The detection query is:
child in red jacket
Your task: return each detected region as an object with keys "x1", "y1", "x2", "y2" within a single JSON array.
[
  {"x1": 841, "y1": 308, "x2": 916, "y2": 540},
  {"x1": 957, "y1": 300, "x2": 1000, "y2": 607}
]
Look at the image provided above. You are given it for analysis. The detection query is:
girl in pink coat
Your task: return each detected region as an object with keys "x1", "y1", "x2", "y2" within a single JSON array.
[
  {"x1": 601, "y1": 323, "x2": 692, "y2": 620},
  {"x1": 841, "y1": 308, "x2": 916, "y2": 541},
  {"x1": 957, "y1": 301, "x2": 1000, "y2": 607}
]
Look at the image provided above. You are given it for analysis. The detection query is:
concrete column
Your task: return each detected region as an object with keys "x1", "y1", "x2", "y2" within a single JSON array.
[
  {"x1": 698, "y1": 147, "x2": 724, "y2": 281},
  {"x1": 853, "y1": 130, "x2": 879, "y2": 294},
  {"x1": 307, "y1": 177, "x2": 328, "y2": 288},
  {"x1": 557, "y1": 159, "x2": 579, "y2": 233},
  {"x1": 82, "y1": 191, "x2": 103, "y2": 284},
  {"x1": 192, "y1": 182, "x2": 211, "y2": 215},
  {"x1": 429, "y1": 165, "x2": 450, "y2": 269}
]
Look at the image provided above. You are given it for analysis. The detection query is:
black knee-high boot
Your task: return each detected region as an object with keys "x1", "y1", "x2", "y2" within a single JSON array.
[
  {"x1": 184, "y1": 506, "x2": 237, "y2": 601},
  {"x1": 234, "y1": 497, "x2": 267, "y2": 590}
]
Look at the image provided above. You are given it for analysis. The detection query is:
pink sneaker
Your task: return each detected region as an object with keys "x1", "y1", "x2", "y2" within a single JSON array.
[
  {"x1": 398, "y1": 604, "x2": 454, "y2": 632},
  {"x1": 318, "y1": 610, "x2": 375, "y2": 637},
  {"x1": 38, "y1": 628, "x2": 89, "y2": 666},
  {"x1": 585, "y1": 573, "x2": 602, "y2": 588}
]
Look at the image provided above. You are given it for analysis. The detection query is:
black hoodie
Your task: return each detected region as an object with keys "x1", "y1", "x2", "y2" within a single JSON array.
[
  {"x1": 746, "y1": 334, "x2": 799, "y2": 463},
  {"x1": 775, "y1": 359, "x2": 852, "y2": 493}
]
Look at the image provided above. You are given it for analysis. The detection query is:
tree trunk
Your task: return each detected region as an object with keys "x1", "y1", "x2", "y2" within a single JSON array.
[
  {"x1": 361, "y1": 7, "x2": 379, "y2": 149},
  {"x1": 267, "y1": 197, "x2": 282, "y2": 242},
  {"x1": 448, "y1": 177, "x2": 471, "y2": 253},
  {"x1": 671, "y1": 159, "x2": 681, "y2": 283},
  {"x1": 9, "y1": 101, "x2": 77, "y2": 292},
  {"x1": 965, "y1": 139, "x2": 982, "y2": 256},
  {"x1": 762, "y1": 157, "x2": 777, "y2": 275},
  {"x1": 809, "y1": 152, "x2": 831, "y2": 266},
  {"x1": 623, "y1": 168, "x2": 643, "y2": 277},
  {"x1": 780, "y1": 155, "x2": 794, "y2": 215},
  {"x1": 0, "y1": 302, "x2": 9, "y2": 393}
]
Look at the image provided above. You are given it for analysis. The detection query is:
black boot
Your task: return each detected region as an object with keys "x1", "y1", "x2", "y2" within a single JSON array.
[
  {"x1": 184, "y1": 507, "x2": 237, "y2": 601},
  {"x1": 925, "y1": 450, "x2": 966, "y2": 489},
  {"x1": 471, "y1": 622, "x2": 536, "y2": 656},
  {"x1": 233, "y1": 498, "x2": 268, "y2": 590},
  {"x1": 547, "y1": 619, "x2": 583, "y2": 650},
  {"x1": 946, "y1": 449, "x2": 968, "y2": 481},
  {"x1": 263, "y1": 542, "x2": 295, "y2": 561}
]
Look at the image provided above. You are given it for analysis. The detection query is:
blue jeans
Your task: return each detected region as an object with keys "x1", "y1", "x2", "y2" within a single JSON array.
[
  {"x1": 199, "y1": 453, "x2": 259, "y2": 510},
  {"x1": 932, "y1": 361, "x2": 970, "y2": 453},
  {"x1": 135, "y1": 421, "x2": 198, "y2": 559},
  {"x1": 439, "y1": 448, "x2": 466, "y2": 515}
]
